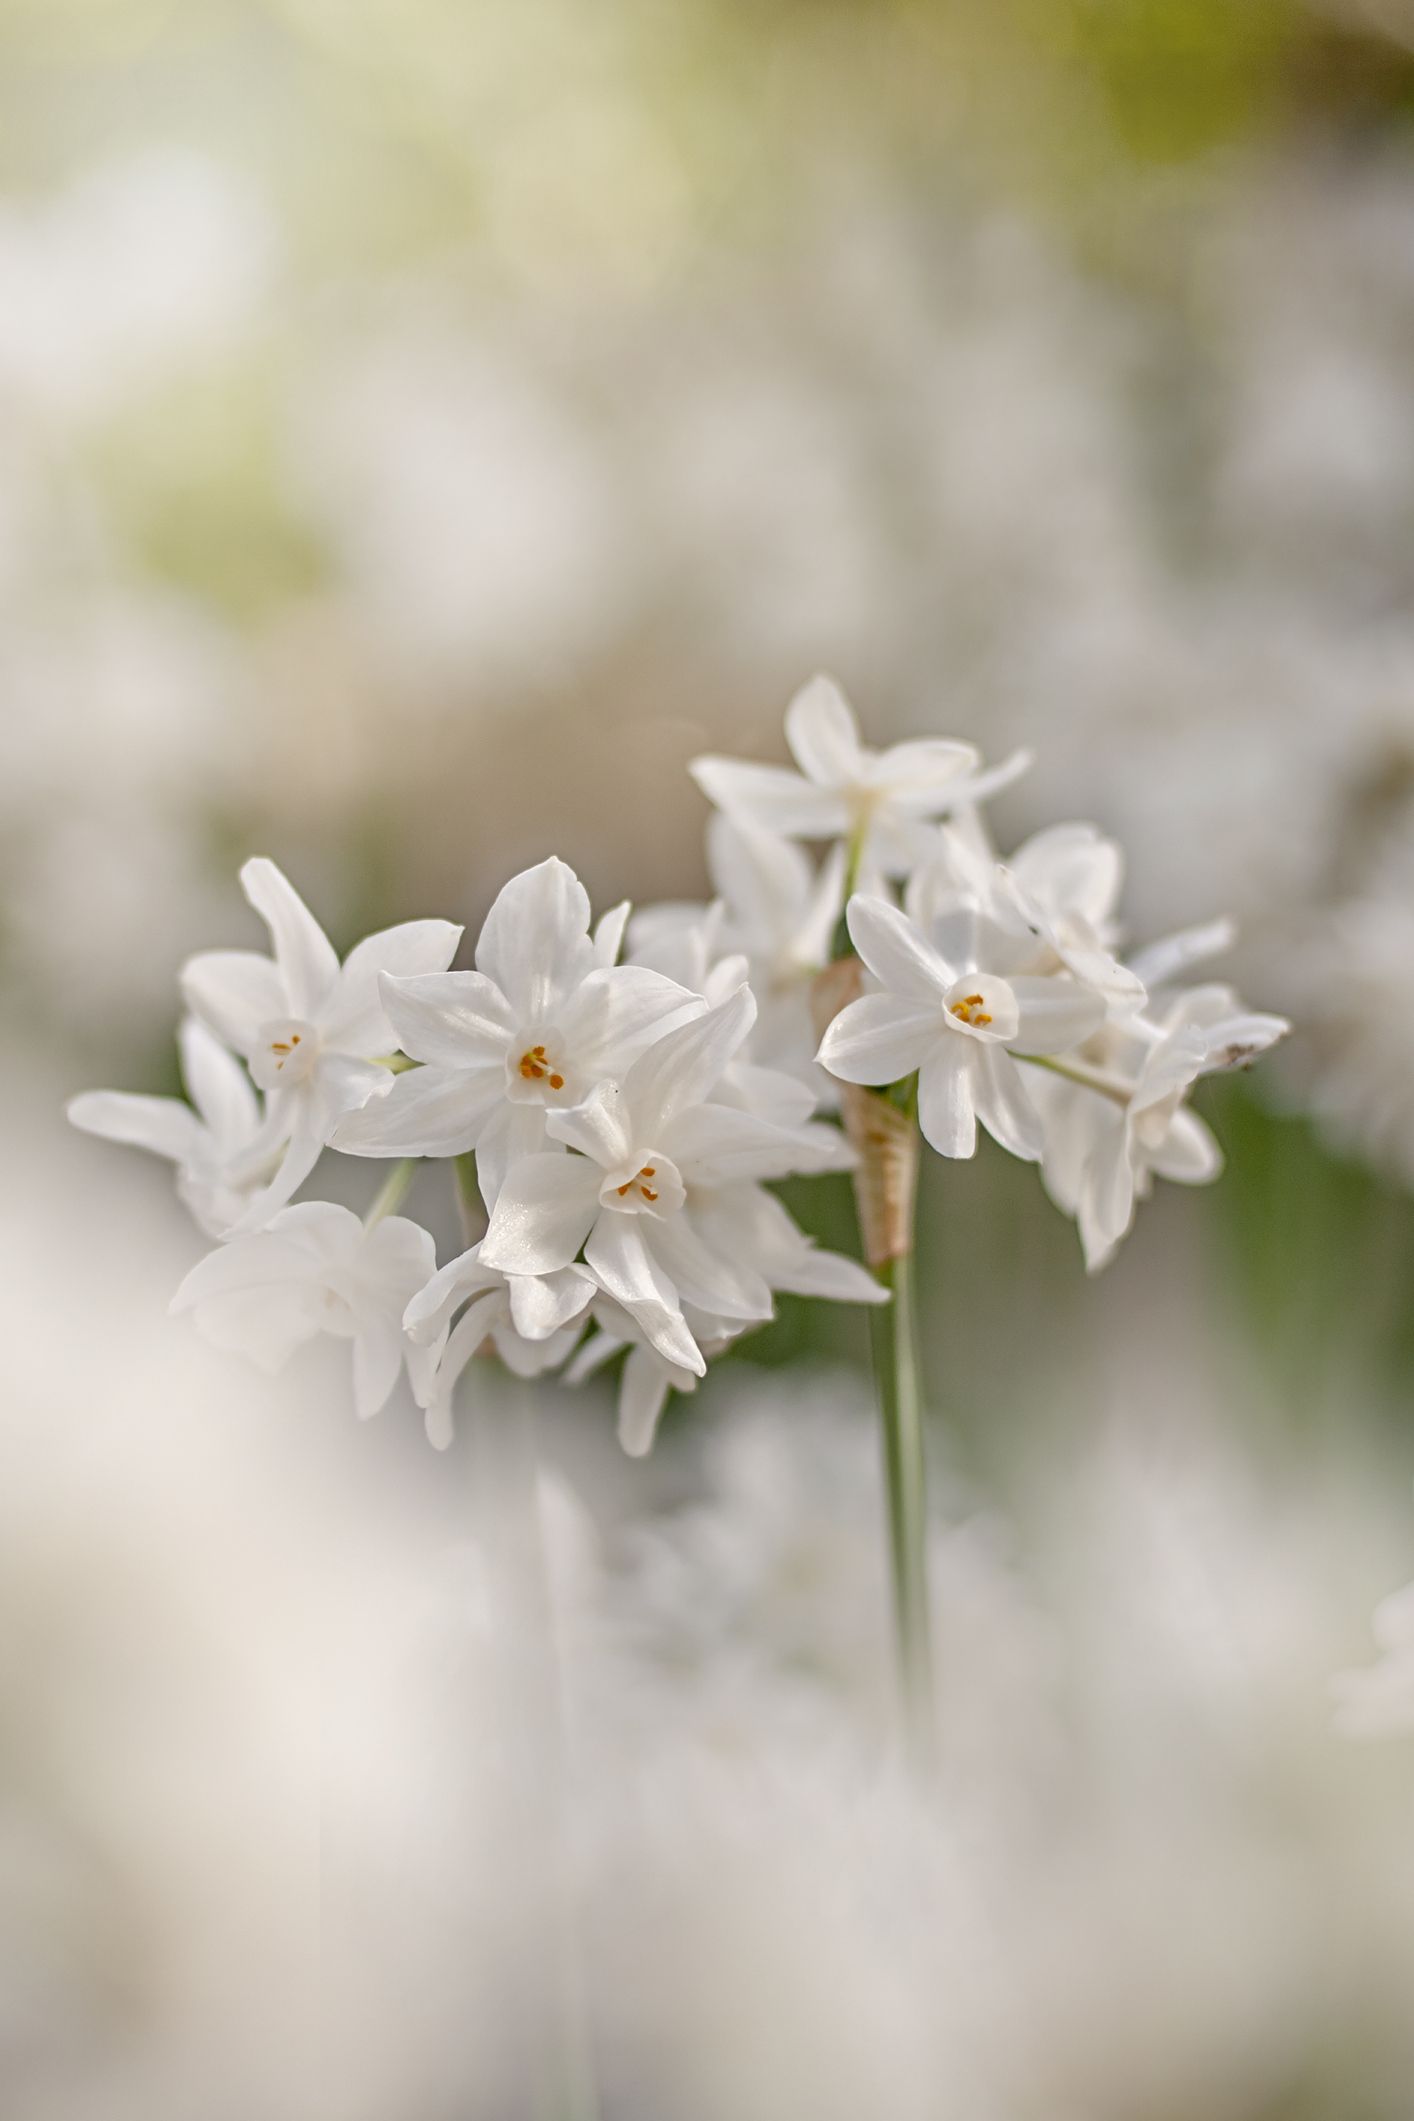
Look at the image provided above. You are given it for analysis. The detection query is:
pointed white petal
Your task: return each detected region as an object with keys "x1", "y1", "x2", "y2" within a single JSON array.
[
  {"x1": 474, "y1": 1099, "x2": 554, "y2": 1210},
  {"x1": 623, "y1": 985, "x2": 756, "y2": 1134},
  {"x1": 480, "y1": 1154, "x2": 600, "y2": 1275},
  {"x1": 783, "y1": 673, "x2": 863, "y2": 785},
  {"x1": 507, "y1": 1264, "x2": 596, "y2": 1340},
  {"x1": 917, "y1": 1042, "x2": 977, "y2": 1158},
  {"x1": 403, "y1": 1243, "x2": 502, "y2": 1341},
  {"x1": 645, "y1": 1213, "x2": 774, "y2": 1322},
  {"x1": 67, "y1": 1089, "x2": 202, "y2": 1165},
  {"x1": 180, "y1": 949, "x2": 285, "y2": 1053},
  {"x1": 378, "y1": 971, "x2": 515, "y2": 1069},
  {"x1": 323, "y1": 919, "x2": 463, "y2": 1052},
  {"x1": 845, "y1": 895, "x2": 952, "y2": 1002},
  {"x1": 618, "y1": 1346, "x2": 673, "y2": 1457},
  {"x1": 332, "y1": 1063, "x2": 499, "y2": 1159},
  {"x1": 817, "y1": 995, "x2": 938, "y2": 1086},
  {"x1": 546, "y1": 1080, "x2": 633, "y2": 1170},
  {"x1": 1146, "y1": 1107, "x2": 1223, "y2": 1185},
  {"x1": 240, "y1": 858, "x2": 340, "y2": 1019},
  {"x1": 972, "y1": 1046, "x2": 1043, "y2": 1162},
  {"x1": 1009, "y1": 976, "x2": 1107, "y2": 1056},
  {"x1": 876, "y1": 737, "x2": 980, "y2": 807},
  {"x1": 593, "y1": 900, "x2": 630, "y2": 968},
  {"x1": 689, "y1": 756, "x2": 850, "y2": 837},
  {"x1": 474, "y1": 857, "x2": 593, "y2": 1022},
  {"x1": 178, "y1": 1018, "x2": 258, "y2": 1146},
  {"x1": 566, "y1": 964, "x2": 704, "y2": 1072}
]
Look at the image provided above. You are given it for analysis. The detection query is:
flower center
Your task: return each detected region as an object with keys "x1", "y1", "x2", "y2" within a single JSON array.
[
  {"x1": 505, "y1": 1027, "x2": 574, "y2": 1105},
  {"x1": 251, "y1": 1017, "x2": 323, "y2": 1090},
  {"x1": 949, "y1": 991, "x2": 992, "y2": 1028},
  {"x1": 600, "y1": 1153, "x2": 685, "y2": 1218}
]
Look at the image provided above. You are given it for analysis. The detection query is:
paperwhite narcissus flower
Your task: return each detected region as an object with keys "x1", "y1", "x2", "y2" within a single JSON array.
[
  {"x1": 67, "y1": 1016, "x2": 271, "y2": 1237},
  {"x1": 170, "y1": 1202, "x2": 438, "y2": 1417},
  {"x1": 1332, "y1": 1579, "x2": 1414, "y2": 1739},
  {"x1": 907, "y1": 819, "x2": 1146, "y2": 1020},
  {"x1": 1026, "y1": 984, "x2": 1289, "y2": 1271},
  {"x1": 707, "y1": 814, "x2": 846, "y2": 1092},
  {"x1": 479, "y1": 987, "x2": 854, "y2": 1373},
  {"x1": 181, "y1": 858, "x2": 461, "y2": 1231},
  {"x1": 818, "y1": 895, "x2": 1107, "y2": 1161},
  {"x1": 402, "y1": 1241, "x2": 596, "y2": 1448},
  {"x1": 690, "y1": 674, "x2": 1030, "y2": 876},
  {"x1": 333, "y1": 857, "x2": 699, "y2": 1209}
]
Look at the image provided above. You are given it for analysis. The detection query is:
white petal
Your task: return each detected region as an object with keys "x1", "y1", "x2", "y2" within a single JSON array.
[
  {"x1": 240, "y1": 858, "x2": 340, "y2": 1019},
  {"x1": 1146, "y1": 1107, "x2": 1223, "y2": 1185},
  {"x1": 623, "y1": 985, "x2": 756, "y2": 1135},
  {"x1": 845, "y1": 896, "x2": 952, "y2": 1002},
  {"x1": 323, "y1": 919, "x2": 463, "y2": 1052},
  {"x1": 618, "y1": 1347, "x2": 673, "y2": 1457},
  {"x1": 474, "y1": 1099, "x2": 555, "y2": 1211},
  {"x1": 1083, "y1": 1126, "x2": 1136, "y2": 1268},
  {"x1": 566, "y1": 965, "x2": 704, "y2": 1073},
  {"x1": 817, "y1": 995, "x2": 938, "y2": 1086},
  {"x1": 180, "y1": 949, "x2": 285, "y2": 1053},
  {"x1": 480, "y1": 1154, "x2": 601, "y2": 1275},
  {"x1": 223, "y1": 1119, "x2": 328, "y2": 1234},
  {"x1": 725, "y1": 1186, "x2": 888, "y2": 1304},
  {"x1": 689, "y1": 756, "x2": 851, "y2": 837},
  {"x1": 783, "y1": 673, "x2": 863, "y2": 786},
  {"x1": 186, "y1": 1285, "x2": 324, "y2": 1371},
  {"x1": 1009, "y1": 976, "x2": 1107, "y2": 1056},
  {"x1": 352, "y1": 1318, "x2": 405, "y2": 1419},
  {"x1": 178, "y1": 1018, "x2": 258, "y2": 1146},
  {"x1": 332, "y1": 1063, "x2": 499, "y2": 1159},
  {"x1": 875, "y1": 737, "x2": 980, "y2": 807},
  {"x1": 706, "y1": 814, "x2": 813, "y2": 944},
  {"x1": 645, "y1": 1213, "x2": 774, "y2": 1322},
  {"x1": 972, "y1": 1045, "x2": 1043, "y2": 1162},
  {"x1": 546, "y1": 1080, "x2": 633, "y2": 1170},
  {"x1": 67, "y1": 1089, "x2": 202, "y2": 1165},
  {"x1": 507, "y1": 1265, "x2": 596, "y2": 1340},
  {"x1": 474, "y1": 857, "x2": 593, "y2": 1023},
  {"x1": 667, "y1": 1103, "x2": 839, "y2": 1184},
  {"x1": 584, "y1": 1212, "x2": 680, "y2": 1313},
  {"x1": 1127, "y1": 919, "x2": 1236, "y2": 990},
  {"x1": 593, "y1": 901, "x2": 630, "y2": 968},
  {"x1": 403, "y1": 1243, "x2": 502, "y2": 1341},
  {"x1": 378, "y1": 971, "x2": 515, "y2": 1069},
  {"x1": 917, "y1": 1042, "x2": 976, "y2": 1158}
]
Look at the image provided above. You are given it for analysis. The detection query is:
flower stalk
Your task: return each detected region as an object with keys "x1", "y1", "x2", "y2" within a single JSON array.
[{"x1": 814, "y1": 957, "x2": 935, "y2": 1769}]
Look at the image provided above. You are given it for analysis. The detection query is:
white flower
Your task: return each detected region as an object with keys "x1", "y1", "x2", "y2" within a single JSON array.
[
  {"x1": 818, "y1": 895, "x2": 1106, "y2": 1161},
  {"x1": 170, "y1": 1202, "x2": 438, "y2": 1418},
  {"x1": 691, "y1": 674, "x2": 1029, "y2": 876},
  {"x1": 566, "y1": 1184, "x2": 887, "y2": 1458},
  {"x1": 1333, "y1": 1579, "x2": 1414, "y2": 1739},
  {"x1": 907, "y1": 819, "x2": 1146, "y2": 1019},
  {"x1": 67, "y1": 1016, "x2": 271, "y2": 1237},
  {"x1": 479, "y1": 987, "x2": 853, "y2": 1374},
  {"x1": 333, "y1": 857, "x2": 697, "y2": 1209},
  {"x1": 402, "y1": 1242, "x2": 596, "y2": 1449},
  {"x1": 1027, "y1": 984, "x2": 1289, "y2": 1271},
  {"x1": 181, "y1": 858, "x2": 461, "y2": 1232}
]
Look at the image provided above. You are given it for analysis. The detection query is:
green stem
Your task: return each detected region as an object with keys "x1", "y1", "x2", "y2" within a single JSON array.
[
  {"x1": 362, "y1": 1158, "x2": 415, "y2": 1227},
  {"x1": 869, "y1": 1240, "x2": 936, "y2": 1774}
]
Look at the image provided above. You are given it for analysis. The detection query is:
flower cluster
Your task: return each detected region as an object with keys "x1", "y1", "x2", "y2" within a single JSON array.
[{"x1": 69, "y1": 677, "x2": 1287, "y2": 1448}]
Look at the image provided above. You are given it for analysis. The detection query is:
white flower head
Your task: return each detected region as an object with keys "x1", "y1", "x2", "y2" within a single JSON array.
[
  {"x1": 479, "y1": 986, "x2": 856, "y2": 1375},
  {"x1": 181, "y1": 858, "x2": 461, "y2": 1231},
  {"x1": 402, "y1": 1240, "x2": 596, "y2": 1449},
  {"x1": 691, "y1": 674, "x2": 1030, "y2": 876},
  {"x1": 67, "y1": 1016, "x2": 271, "y2": 1237},
  {"x1": 818, "y1": 894, "x2": 1107, "y2": 1161},
  {"x1": 1028, "y1": 982, "x2": 1289, "y2": 1271},
  {"x1": 334, "y1": 856, "x2": 698, "y2": 1209},
  {"x1": 170, "y1": 1202, "x2": 438, "y2": 1418}
]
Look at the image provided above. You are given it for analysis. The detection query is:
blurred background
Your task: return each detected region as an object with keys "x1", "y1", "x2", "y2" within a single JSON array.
[{"x1": 4, "y1": 0, "x2": 1414, "y2": 2115}]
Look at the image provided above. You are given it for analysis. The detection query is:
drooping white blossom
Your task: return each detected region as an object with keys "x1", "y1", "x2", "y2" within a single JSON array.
[
  {"x1": 402, "y1": 1241, "x2": 596, "y2": 1449},
  {"x1": 334, "y1": 856, "x2": 697, "y2": 1208},
  {"x1": 1026, "y1": 983, "x2": 1289, "y2": 1271},
  {"x1": 170, "y1": 1201, "x2": 438, "y2": 1418},
  {"x1": 181, "y1": 858, "x2": 461, "y2": 1231},
  {"x1": 691, "y1": 674, "x2": 1029, "y2": 876},
  {"x1": 67, "y1": 1016, "x2": 271, "y2": 1237}
]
